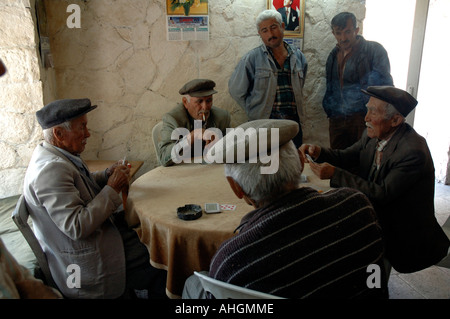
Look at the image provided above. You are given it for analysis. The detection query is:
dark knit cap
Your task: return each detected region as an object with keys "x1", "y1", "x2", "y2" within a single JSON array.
[
  {"x1": 179, "y1": 79, "x2": 217, "y2": 97},
  {"x1": 36, "y1": 98, "x2": 97, "y2": 129},
  {"x1": 361, "y1": 86, "x2": 418, "y2": 117}
]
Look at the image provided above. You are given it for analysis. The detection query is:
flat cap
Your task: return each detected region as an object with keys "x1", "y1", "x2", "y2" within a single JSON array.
[
  {"x1": 36, "y1": 98, "x2": 97, "y2": 129},
  {"x1": 361, "y1": 86, "x2": 418, "y2": 117},
  {"x1": 179, "y1": 79, "x2": 217, "y2": 97},
  {"x1": 206, "y1": 119, "x2": 299, "y2": 163}
]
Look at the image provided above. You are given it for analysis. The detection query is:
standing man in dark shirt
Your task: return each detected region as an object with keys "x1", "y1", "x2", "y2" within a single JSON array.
[{"x1": 323, "y1": 12, "x2": 393, "y2": 149}]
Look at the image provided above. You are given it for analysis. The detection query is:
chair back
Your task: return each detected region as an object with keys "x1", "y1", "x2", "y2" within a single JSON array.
[
  {"x1": 437, "y1": 216, "x2": 450, "y2": 268},
  {"x1": 11, "y1": 195, "x2": 59, "y2": 290},
  {"x1": 194, "y1": 271, "x2": 285, "y2": 299},
  {"x1": 152, "y1": 121, "x2": 163, "y2": 165}
]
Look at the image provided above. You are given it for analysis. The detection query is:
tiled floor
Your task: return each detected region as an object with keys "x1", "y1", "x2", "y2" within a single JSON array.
[{"x1": 387, "y1": 182, "x2": 450, "y2": 299}]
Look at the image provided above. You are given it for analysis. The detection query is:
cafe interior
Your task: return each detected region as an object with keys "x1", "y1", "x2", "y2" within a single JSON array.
[{"x1": 0, "y1": 0, "x2": 449, "y2": 300}]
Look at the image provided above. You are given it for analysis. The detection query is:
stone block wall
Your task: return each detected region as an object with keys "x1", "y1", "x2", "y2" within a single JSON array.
[
  {"x1": 0, "y1": 0, "x2": 365, "y2": 198},
  {"x1": 0, "y1": 0, "x2": 50, "y2": 197}
]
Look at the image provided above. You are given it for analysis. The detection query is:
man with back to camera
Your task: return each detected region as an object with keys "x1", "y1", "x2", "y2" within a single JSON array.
[
  {"x1": 158, "y1": 79, "x2": 231, "y2": 166},
  {"x1": 228, "y1": 9, "x2": 307, "y2": 147},
  {"x1": 23, "y1": 98, "x2": 167, "y2": 298},
  {"x1": 323, "y1": 12, "x2": 393, "y2": 149},
  {"x1": 182, "y1": 119, "x2": 388, "y2": 299},
  {"x1": 300, "y1": 86, "x2": 450, "y2": 275}
]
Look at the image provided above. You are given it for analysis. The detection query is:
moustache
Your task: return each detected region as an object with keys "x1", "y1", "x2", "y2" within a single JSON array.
[{"x1": 269, "y1": 36, "x2": 278, "y2": 42}]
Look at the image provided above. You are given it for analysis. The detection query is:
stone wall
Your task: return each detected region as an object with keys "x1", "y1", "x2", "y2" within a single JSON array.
[
  {"x1": 0, "y1": 0, "x2": 366, "y2": 198},
  {"x1": 0, "y1": 0, "x2": 50, "y2": 197}
]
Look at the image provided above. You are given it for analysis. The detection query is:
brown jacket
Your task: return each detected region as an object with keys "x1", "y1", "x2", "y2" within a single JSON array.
[{"x1": 319, "y1": 123, "x2": 449, "y2": 273}]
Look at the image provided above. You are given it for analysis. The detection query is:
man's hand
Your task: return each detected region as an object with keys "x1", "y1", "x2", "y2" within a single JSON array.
[
  {"x1": 106, "y1": 160, "x2": 131, "y2": 177},
  {"x1": 187, "y1": 128, "x2": 217, "y2": 149},
  {"x1": 107, "y1": 164, "x2": 130, "y2": 193},
  {"x1": 187, "y1": 128, "x2": 206, "y2": 145},
  {"x1": 309, "y1": 161, "x2": 335, "y2": 180},
  {"x1": 298, "y1": 144, "x2": 321, "y2": 163}
]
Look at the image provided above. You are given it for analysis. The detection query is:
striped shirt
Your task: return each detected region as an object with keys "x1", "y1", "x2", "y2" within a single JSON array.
[
  {"x1": 269, "y1": 43, "x2": 299, "y2": 122},
  {"x1": 209, "y1": 187, "x2": 387, "y2": 299}
]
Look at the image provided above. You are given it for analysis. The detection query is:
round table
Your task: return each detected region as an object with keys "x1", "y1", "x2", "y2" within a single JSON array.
[{"x1": 125, "y1": 163, "x2": 330, "y2": 298}]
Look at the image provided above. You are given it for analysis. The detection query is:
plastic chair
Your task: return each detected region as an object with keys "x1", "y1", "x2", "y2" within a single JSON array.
[
  {"x1": 152, "y1": 121, "x2": 163, "y2": 165},
  {"x1": 194, "y1": 271, "x2": 285, "y2": 299},
  {"x1": 11, "y1": 195, "x2": 59, "y2": 290}
]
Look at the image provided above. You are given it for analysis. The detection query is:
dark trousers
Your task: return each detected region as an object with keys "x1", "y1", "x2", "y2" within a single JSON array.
[
  {"x1": 329, "y1": 112, "x2": 366, "y2": 150},
  {"x1": 112, "y1": 211, "x2": 167, "y2": 299}
]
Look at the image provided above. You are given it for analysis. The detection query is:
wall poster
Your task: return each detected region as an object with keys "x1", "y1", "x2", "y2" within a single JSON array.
[
  {"x1": 166, "y1": 0, "x2": 210, "y2": 41},
  {"x1": 267, "y1": 0, "x2": 306, "y2": 48}
]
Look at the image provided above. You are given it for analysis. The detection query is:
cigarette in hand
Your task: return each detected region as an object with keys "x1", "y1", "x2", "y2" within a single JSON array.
[{"x1": 122, "y1": 156, "x2": 131, "y2": 168}]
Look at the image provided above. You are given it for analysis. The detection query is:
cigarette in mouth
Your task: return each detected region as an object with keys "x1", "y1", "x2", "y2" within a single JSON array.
[{"x1": 202, "y1": 113, "x2": 206, "y2": 122}]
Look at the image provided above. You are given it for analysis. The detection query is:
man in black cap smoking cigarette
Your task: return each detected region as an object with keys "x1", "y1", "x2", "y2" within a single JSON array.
[
  {"x1": 299, "y1": 86, "x2": 450, "y2": 275},
  {"x1": 158, "y1": 79, "x2": 231, "y2": 166},
  {"x1": 23, "y1": 98, "x2": 167, "y2": 298},
  {"x1": 183, "y1": 119, "x2": 387, "y2": 299}
]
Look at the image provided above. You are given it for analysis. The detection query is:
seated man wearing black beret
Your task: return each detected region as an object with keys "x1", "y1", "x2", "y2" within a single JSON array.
[
  {"x1": 158, "y1": 79, "x2": 231, "y2": 166},
  {"x1": 23, "y1": 99, "x2": 167, "y2": 298},
  {"x1": 299, "y1": 86, "x2": 450, "y2": 275}
]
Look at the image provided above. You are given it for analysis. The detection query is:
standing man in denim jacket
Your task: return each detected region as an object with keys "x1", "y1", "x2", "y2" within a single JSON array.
[
  {"x1": 228, "y1": 9, "x2": 307, "y2": 147},
  {"x1": 323, "y1": 12, "x2": 393, "y2": 150}
]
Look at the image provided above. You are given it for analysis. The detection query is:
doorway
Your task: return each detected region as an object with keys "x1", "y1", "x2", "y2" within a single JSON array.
[{"x1": 364, "y1": 0, "x2": 450, "y2": 183}]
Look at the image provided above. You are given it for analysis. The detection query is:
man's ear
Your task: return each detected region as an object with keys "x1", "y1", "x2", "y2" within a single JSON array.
[
  {"x1": 226, "y1": 176, "x2": 244, "y2": 199},
  {"x1": 182, "y1": 96, "x2": 188, "y2": 109},
  {"x1": 53, "y1": 127, "x2": 65, "y2": 142},
  {"x1": 391, "y1": 114, "x2": 404, "y2": 128}
]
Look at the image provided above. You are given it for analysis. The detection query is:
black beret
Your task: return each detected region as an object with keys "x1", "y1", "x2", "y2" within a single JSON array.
[
  {"x1": 179, "y1": 79, "x2": 217, "y2": 97},
  {"x1": 361, "y1": 86, "x2": 418, "y2": 117},
  {"x1": 36, "y1": 98, "x2": 97, "y2": 129}
]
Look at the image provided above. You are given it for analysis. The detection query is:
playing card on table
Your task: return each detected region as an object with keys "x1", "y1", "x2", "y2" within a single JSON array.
[{"x1": 220, "y1": 204, "x2": 236, "y2": 211}]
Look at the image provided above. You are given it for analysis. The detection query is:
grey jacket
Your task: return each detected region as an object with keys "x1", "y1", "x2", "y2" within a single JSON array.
[
  {"x1": 23, "y1": 142, "x2": 125, "y2": 298},
  {"x1": 228, "y1": 42, "x2": 307, "y2": 121}
]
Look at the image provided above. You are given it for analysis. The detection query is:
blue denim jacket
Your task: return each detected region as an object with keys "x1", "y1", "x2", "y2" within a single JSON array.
[{"x1": 228, "y1": 42, "x2": 308, "y2": 121}]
